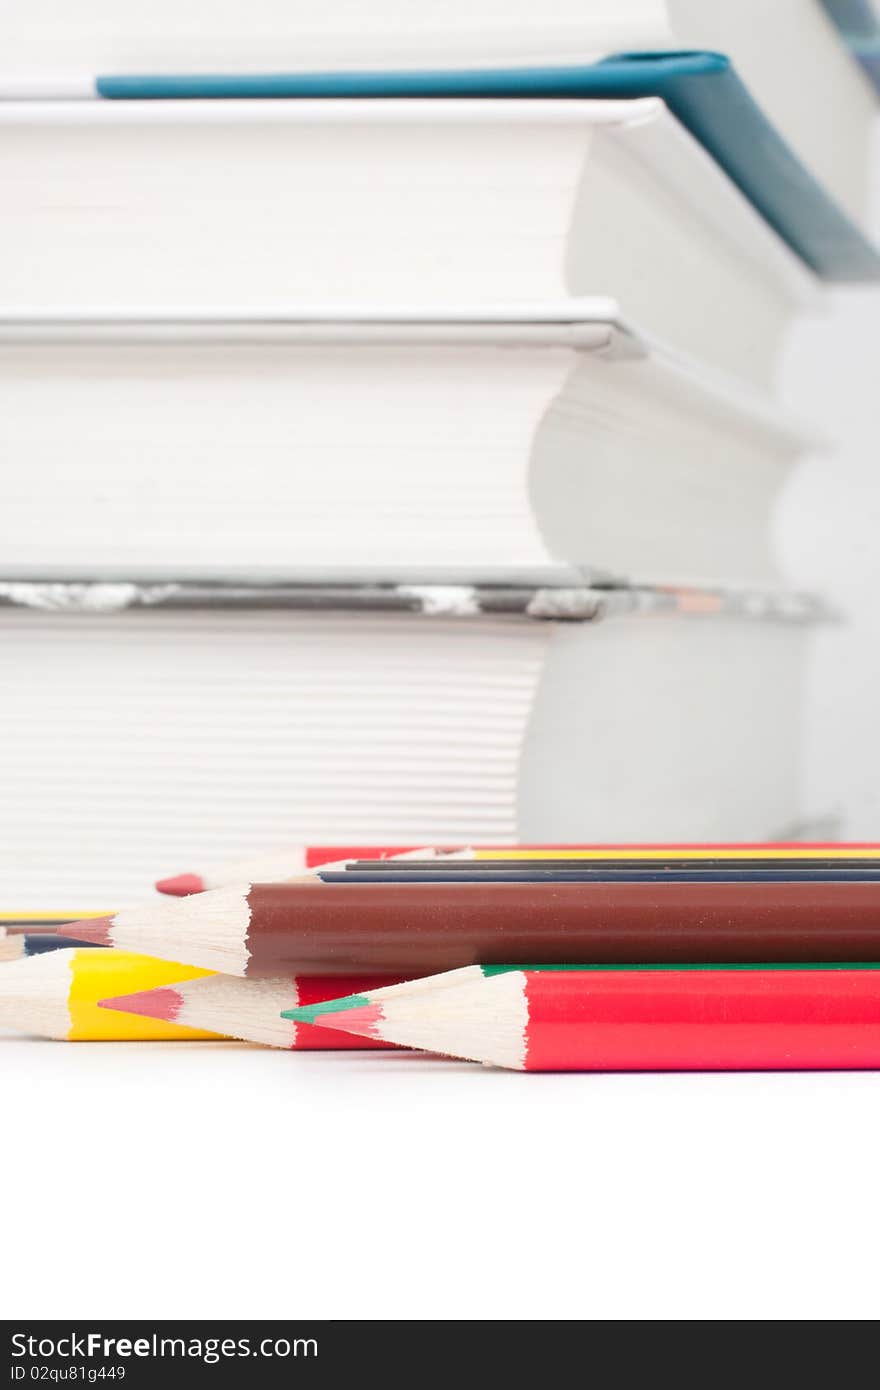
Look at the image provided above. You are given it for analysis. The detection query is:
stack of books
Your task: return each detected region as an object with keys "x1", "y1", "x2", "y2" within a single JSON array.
[{"x1": 1, "y1": 0, "x2": 877, "y2": 909}]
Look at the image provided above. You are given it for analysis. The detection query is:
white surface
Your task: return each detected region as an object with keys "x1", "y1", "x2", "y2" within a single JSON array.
[
  {"x1": 0, "y1": 99, "x2": 811, "y2": 386},
  {"x1": 2, "y1": 1036, "x2": 879, "y2": 1320}
]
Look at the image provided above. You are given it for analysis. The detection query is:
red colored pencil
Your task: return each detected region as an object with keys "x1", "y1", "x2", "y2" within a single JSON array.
[
  {"x1": 284, "y1": 963, "x2": 880, "y2": 1071},
  {"x1": 154, "y1": 842, "x2": 880, "y2": 895}
]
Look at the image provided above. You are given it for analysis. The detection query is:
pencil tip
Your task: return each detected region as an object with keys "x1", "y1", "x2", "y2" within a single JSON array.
[
  {"x1": 64, "y1": 915, "x2": 114, "y2": 945},
  {"x1": 99, "y1": 987, "x2": 182, "y2": 1022},
  {"x1": 155, "y1": 873, "x2": 204, "y2": 896},
  {"x1": 283, "y1": 994, "x2": 383, "y2": 1039},
  {"x1": 282, "y1": 991, "x2": 370, "y2": 1024}
]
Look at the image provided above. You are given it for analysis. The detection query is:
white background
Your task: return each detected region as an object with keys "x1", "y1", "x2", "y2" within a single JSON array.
[
  {"x1": 780, "y1": 285, "x2": 880, "y2": 839},
  {"x1": 4, "y1": 1034, "x2": 880, "y2": 1319},
  {"x1": 3, "y1": 76, "x2": 880, "y2": 1332}
]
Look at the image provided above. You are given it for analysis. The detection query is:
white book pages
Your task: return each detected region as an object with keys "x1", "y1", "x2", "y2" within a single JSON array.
[
  {"x1": 519, "y1": 613, "x2": 806, "y2": 842},
  {"x1": 0, "y1": 606, "x2": 807, "y2": 909},
  {"x1": 0, "y1": 324, "x2": 810, "y2": 583},
  {"x1": 0, "y1": 609, "x2": 549, "y2": 908},
  {"x1": 0, "y1": 339, "x2": 569, "y2": 578},
  {"x1": 0, "y1": 100, "x2": 817, "y2": 386}
]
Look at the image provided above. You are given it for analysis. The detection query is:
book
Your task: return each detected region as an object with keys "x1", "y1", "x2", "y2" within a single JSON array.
[
  {"x1": 0, "y1": 98, "x2": 823, "y2": 386},
  {"x1": 0, "y1": 583, "x2": 817, "y2": 909},
  {"x1": 0, "y1": 311, "x2": 812, "y2": 582},
  {"x1": 78, "y1": 56, "x2": 880, "y2": 283},
  {"x1": 665, "y1": 3, "x2": 879, "y2": 225},
  {"x1": 2, "y1": 0, "x2": 874, "y2": 223}
]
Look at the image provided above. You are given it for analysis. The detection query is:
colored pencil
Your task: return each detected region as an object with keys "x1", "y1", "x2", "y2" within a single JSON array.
[
  {"x1": 0, "y1": 929, "x2": 103, "y2": 962},
  {"x1": 283, "y1": 963, "x2": 880, "y2": 1071},
  {"x1": 155, "y1": 843, "x2": 880, "y2": 895},
  {"x1": 99, "y1": 973, "x2": 400, "y2": 1050},
  {"x1": 347, "y1": 856, "x2": 880, "y2": 872},
  {"x1": 0, "y1": 913, "x2": 108, "y2": 928},
  {"x1": 319, "y1": 868, "x2": 880, "y2": 883},
  {"x1": 0, "y1": 949, "x2": 221, "y2": 1040},
  {"x1": 62, "y1": 879, "x2": 880, "y2": 976}
]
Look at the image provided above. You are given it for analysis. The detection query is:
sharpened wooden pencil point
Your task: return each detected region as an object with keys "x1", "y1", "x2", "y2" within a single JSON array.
[
  {"x1": 154, "y1": 874, "x2": 204, "y2": 897},
  {"x1": 99, "y1": 987, "x2": 182, "y2": 1023},
  {"x1": 292, "y1": 1004, "x2": 384, "y2": 1040},
  {"x1": 65, "y1": 915, "x2": 114, "y2": 945},
  {"x1": 283, "y1": 993, "x2": 371, "y2": 1026},
  {"x1": 99, "y1": 974, "x2": 399, "y2": 1049},
  {"x1": 0, "y1": 949, "x2": 219, "y2": 1040}
]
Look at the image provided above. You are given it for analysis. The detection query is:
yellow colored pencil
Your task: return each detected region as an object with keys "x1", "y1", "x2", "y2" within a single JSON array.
[{"x1": 0, "y1": 948, "x2": 221, "y2": 1040}]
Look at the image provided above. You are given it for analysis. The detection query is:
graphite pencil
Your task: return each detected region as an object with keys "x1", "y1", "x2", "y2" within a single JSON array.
[
  {"x1": 0, "y1": 949, "x2": 221, "y2": 1040},
  {"x1": 0, "y1": 929, "x2": 103, "y2": 962},
  {"x1": 62, "y1": 879, "x2": 880, "y2": 976},
  {"x1": 318, "y1": 868, "x2": 880, "y2": 883},
  {"x1": 99, "y1": 973, "x2": 400, "y2": 1049},
  {"x1": 154, "y1": 843, "x2": 880, "y2": 895},
  {"x1": 284, "y1": 963, "x2": 880, "y2": 1071},
  {"x1": 347, "y1": 856, "x2": 880, "y2": 872}
]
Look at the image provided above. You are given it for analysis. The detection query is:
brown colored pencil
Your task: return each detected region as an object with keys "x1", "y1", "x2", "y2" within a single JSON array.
[{"x1": 63, "y1": 879, "x2": 880, "y2": 977}]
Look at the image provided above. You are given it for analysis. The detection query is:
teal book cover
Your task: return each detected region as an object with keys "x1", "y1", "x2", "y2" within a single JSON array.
[{"x1": 95, "y1": 51, "x2": 880, "y2": 282}]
